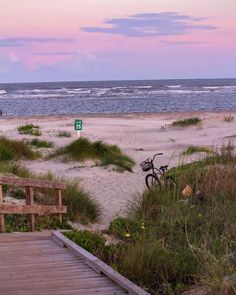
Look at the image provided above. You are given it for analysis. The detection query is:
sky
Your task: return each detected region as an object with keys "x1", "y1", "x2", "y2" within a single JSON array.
[{"x1": 0, "y1": 0, "x2": 235, "y2": 83}]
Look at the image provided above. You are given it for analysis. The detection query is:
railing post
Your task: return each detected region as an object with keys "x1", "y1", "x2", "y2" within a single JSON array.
[
  {"x1": 55, "y1": 189, "x2": 62, "y2": 223},
  {"x1": 0, "y1": 185, "x2": 5, "y2": 233},
  {"x1": 26, "y1": 186, "x2": 35, "y2": 231}
]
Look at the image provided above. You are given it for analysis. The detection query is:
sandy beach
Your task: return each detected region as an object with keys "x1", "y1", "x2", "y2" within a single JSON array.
[{"x1": 1, "y1": 111, "x2": 236, "y2": 228}]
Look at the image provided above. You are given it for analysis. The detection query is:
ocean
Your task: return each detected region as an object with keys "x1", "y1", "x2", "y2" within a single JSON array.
[{"x1": 0, "y1": 78, "x2": 236, "y2": 116}]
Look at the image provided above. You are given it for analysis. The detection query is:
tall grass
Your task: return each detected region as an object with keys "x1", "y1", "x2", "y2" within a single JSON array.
[
  {"x1": 17, "y1": 123, "x2": 42, "y2": 136},
  {"x1": 182, "y1": 145, "x2": 213, "y2": 155},
  {"x1": 53, "y1": 137, "x2": 135, "y2": 172},
  {"x1": 0, "y1": 136, "x2": 39, "y2": 161},
  {"x1": 26, "y1": 138, "x2": 54, "y2": 148},
  {"x1": 172, "y1": 117, "x2": 202, "y2": 127},
  {"x1": 63, "y1": 182, "x2": 101, "y2": 224},
  {"x1": 65, "y1": 143, "x2": 236, "y2": 294}
]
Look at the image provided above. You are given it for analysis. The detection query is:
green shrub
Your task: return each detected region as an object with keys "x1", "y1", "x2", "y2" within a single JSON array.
[
  {"x1": 17, "y1": 123, "x2": 42, "y2": 136},
  {"x1": 172, "y1": 117, "x2": 202, "y2": 127},
  {"x1": 27, "y1": 138, "x2": 54, "y2": 148},
  {"x1": 0, "y1": 137, "x2": 39, "y2": 161},
  {"x1": 53, "y1": 137, "x2": 135, "y2": 172},
  {"x1": 109, "y1": 217, "x2": 144, "y2": 239},
  {"x1": 5, "y1": 214, "x2": 71, "y2": 232},
  {"x1": 65, "y1": 230, "x2": 106, "y2": 255}
]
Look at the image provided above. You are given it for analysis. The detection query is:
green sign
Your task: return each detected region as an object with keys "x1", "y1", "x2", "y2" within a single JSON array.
[{"x1": 74, "y1": 119, "x2": 83, "y2": 131}]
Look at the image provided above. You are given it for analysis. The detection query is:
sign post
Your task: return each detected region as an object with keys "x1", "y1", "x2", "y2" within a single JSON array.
[{"x1": 74, "y1": 119, "x2": 83, "y2": 137}]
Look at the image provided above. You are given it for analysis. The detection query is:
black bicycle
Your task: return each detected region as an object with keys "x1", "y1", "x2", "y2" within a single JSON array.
[{"x1": 140, "y1": 153, "x2": 176, "y2": 190}]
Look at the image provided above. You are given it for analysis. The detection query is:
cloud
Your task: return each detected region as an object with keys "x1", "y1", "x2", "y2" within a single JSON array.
[
  {"x1": 81, "y1": 12, "x2": 217, "y2": 37},
  {"x1": 161, "y1": 40, "x2": 206, "y2": 46},
  {"x1": 34, "y1": 51, "x2": 77, "y2": 56},
  {"x1": 0, "y1": 37, "x2": 76, "y2": 47}
]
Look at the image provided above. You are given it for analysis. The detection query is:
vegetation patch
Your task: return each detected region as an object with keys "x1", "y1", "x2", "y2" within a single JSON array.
[
  {"x1": 224, "y1": 115, "x2": 234, "y2": 123},
  {"x1": 182, "y1": 145, "x2": 213, "y2": 155},
  {"x1": 0, "y1": 137, "x2": 39, "y2": 161},
  {"x1": 26, "y1": 138, "x2": 54, "y2": 148},
  {"x1": 66, "y1": 144, "x2": 236, "y2": 294},
  {"x1": 17, "y1": 123, "x2": 42, "y2": 136},
  {"x1": 172, "y1": 117, "x2": 202, "y2": 127},
  {"x1": 65, "y1": 230, "x2": 106, "y2": 255},
  {"x1": 57, "y1": 131, "x2": 71, "y2": 137},
  {"x1": 63, "y1": 182, "x2": 101, "y2": 224},
  {"x1": 52, "y1": 137, "x2": 135, "y2": 172}
]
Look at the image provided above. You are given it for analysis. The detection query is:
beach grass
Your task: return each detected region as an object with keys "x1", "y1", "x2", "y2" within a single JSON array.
[
  {"x1": 65, "y1": 143, "x2": 236, "y2": 294},
  {"x1": 172, "y1": 117, "x2": 202, "y2": 127},
  {"x1": 224, "y1": 115, "x2": 234, "y2": 123},
  {"x1": 63, "y1": 182, "x2": 101, "y2": 224},
  {"x1": 52, "y1": 137, "x2": 135, "y2": 172},
  {"x1": 17, "y1": 123, "x2": 42, "y2": 136},
  {"x1": 57, "y1": 131, "x2": 71, "y2": 137},
  {"x1": 0, "y1": 136, "x2": 40, "y2": 161},
  {"x1": 26, "y1": 138, "x2": 54, "y2": 148},
  {"x1": 182, "y1": 145, "x2": 213, "y2": 155}
]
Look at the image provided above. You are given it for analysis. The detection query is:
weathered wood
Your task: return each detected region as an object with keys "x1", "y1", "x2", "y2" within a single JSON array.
[
  {"x1": 0, "y1": 176, "x2": 66, "y2": 190},
  {"x1": 52, "y1": 231, "x2": 150, "y2": 295},
  {"x1": 0, "y1": 184, "x2": 5, "y2": 233},
  {"x1": 26, "y1": 186, "x2": 35, "y2": 231},
  {"x1": 0, "y1": 204, "x2": 67, "y2": 214},
  {"x1": 0, "y1": 232, "x2": 129, "y2": 295},
  {"x1": 55, "y1": 189, "x2": 62, "y2": 223}
]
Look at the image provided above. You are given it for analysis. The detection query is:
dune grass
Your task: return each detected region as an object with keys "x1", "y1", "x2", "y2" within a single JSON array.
[
  {"x1": 224, "y1": 115, "x2": 234, "y2": 123},
  {"x1": 182, "y1": 145, "x2": 213, "y2": 155},
  {"x1": 172, "y1": 117, "x2": 202, "y2": 127},
  {"x1": 53, "y1": 137, "x2": 135, "y2": 172},
  {"x1": 62, "y1": 182, "x2": 101, "y2": 224},
  {"x1": 17, "y1": 123, "x2": 42, "y2": 136},
  {"x1": 57, "y1": 131, "x2": 71, "y2": 137},
  {"x1": 0, "y1": 136, "x2": 39, "y2": 161},
  {"x1": 66, "y1": 144, "x2": 236, "y2": 294},
  {"x1": 26, "y1": 138, "x2": 54, "y2": 148}
]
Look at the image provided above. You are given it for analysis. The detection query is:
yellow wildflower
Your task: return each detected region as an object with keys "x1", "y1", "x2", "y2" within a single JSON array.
[{"x1": 125, "y1": 233, "x2": 131, "y2": 238}]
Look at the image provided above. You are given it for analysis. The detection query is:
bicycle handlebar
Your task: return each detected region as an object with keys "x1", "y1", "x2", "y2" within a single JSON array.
[{"x1": 153, "y1": 153, "x2": 163, "y2": 161}]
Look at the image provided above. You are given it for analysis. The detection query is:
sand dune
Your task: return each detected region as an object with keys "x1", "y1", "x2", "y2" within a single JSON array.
[{"x1": 1, "y1": 112, "x2": 236, "y2": 227}]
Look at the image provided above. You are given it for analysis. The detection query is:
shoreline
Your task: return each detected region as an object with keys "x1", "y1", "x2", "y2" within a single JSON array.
[{"x1": 1, "y1": 110, "x2": 236, "y2": 121}]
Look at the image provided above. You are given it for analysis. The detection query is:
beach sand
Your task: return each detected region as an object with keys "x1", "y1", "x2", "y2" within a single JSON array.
[{"x1": 1, "y1": 111, "x2": 236, "y2": 228}]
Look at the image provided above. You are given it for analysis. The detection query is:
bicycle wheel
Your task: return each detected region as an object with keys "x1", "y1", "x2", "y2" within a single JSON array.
[
  {"x1": 164, "y1": 175, "x2": 176, "y2": 190},
  {"x1": 145, "y1": 174, "x2": 161, "y2": 191}
]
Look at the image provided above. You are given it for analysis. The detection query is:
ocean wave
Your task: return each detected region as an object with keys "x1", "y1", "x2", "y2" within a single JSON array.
[
  {"x1": 166, "y1": 85, "x2": 182, "y2": 88},
  {"x1": 148, "y1": 89, "x2": 209, "y2": 94},
  {"x1": 0, "y1": 90, "x2": 7, "y2": 95},
  {"x1": 221, "y1": 86, "x2": 236, "y2": 90},
  {"x1": 4, "y1": 93, "x2": 74, "y2": 99},
  {"x1": 130, "y1": 86, "x2": 152, "y2": 89}
]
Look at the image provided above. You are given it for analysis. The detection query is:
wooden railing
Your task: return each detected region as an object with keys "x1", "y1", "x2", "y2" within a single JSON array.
[{"x1": 0, "y1": 176, "x2": 67, "y2": 233}]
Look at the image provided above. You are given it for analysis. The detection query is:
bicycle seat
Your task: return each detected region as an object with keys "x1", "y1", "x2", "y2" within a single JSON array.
[{"x1": 160, "y1": 165, "x2": 168, "y2": 171}]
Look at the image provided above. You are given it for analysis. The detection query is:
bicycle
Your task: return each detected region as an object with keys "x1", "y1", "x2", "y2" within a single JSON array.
[{"x1": 140, "y1": 153, "x2": 176, "y2": 190}]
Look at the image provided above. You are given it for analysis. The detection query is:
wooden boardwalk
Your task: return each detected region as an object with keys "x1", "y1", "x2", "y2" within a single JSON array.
[{"x1": 0, "y1": 231, "x2": 149, "y2": 295}]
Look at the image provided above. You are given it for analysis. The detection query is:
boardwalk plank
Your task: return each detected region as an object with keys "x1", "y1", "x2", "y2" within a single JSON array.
[{"x1": 0, "y1": 232, "x2": 132, "y2": 295}]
